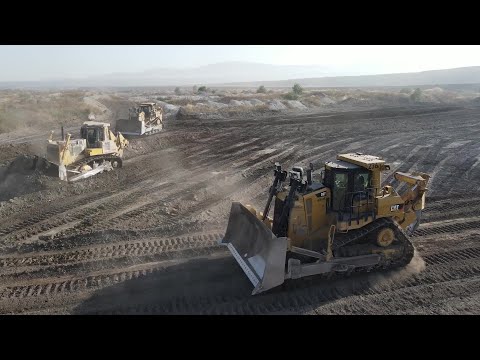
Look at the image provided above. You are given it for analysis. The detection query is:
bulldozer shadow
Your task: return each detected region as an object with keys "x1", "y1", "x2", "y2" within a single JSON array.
[
  {"x1": 72, "y1": 255, "x2": 253, "y2": 315},
  {"x1": 71, "y1": 252, "x2": 411, "y2": 314}
]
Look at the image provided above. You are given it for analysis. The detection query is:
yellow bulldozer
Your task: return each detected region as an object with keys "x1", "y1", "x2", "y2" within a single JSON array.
[
  {"x1": 46, "y1": 121, "x2": 129, "y2": 182},
  {"x1": 221, "y1": 153, "x2": 430, "y2": 295},
  {"x1": 115, "y1": 102, "x2": 164, "y2": 137}
]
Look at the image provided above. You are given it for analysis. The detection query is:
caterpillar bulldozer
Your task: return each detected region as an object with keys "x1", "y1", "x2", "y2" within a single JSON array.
[
  {"x1": 221, "y1": 153, "x2": 430, "y2": 295},
  {"x1": 46, "y1": 121, "x2": 129, "y2": 182},
  {"x1": 115, "y1": 102, "x2": 163, "y2": 137}
]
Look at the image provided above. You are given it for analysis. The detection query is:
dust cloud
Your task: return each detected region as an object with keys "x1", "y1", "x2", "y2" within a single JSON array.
[{"x1": 369, "y1": 249, "x2": 426, "y2": 288}]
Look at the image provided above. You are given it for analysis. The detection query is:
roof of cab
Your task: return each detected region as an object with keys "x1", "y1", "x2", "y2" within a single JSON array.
[
  {"x1": 325, "y1": 160, "x2": 360, "y2": 170},
  {"x1": 337, "y1": 153, "x2": 385, "y2": 165},
  {"x1": 82, "y1": 121, "x2": 110, "y2": 127}
]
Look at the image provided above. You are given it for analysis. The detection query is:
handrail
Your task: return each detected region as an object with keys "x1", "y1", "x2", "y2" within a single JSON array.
[{"x1": 335, "y1": 187, "x2": 377, "y2": 228}]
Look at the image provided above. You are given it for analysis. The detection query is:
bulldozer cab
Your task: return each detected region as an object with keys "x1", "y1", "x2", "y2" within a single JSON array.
[
  {"x1": 139, "y1": 103, "x2": 157, "y2": 116},
  {"x1": 323, "y1": 153, "x2": 391, "y2": 224},
  {"x1": 323, "y1": 160, "x2": 374, "y2": 217},
  {"x1": 139, "y1": 104, "x2": 151, "y2": 115},
  {"x1": 80, "y1": 122, "x2": 109, "y2": 149}
]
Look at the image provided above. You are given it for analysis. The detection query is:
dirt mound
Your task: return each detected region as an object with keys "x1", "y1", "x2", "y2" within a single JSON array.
[
  {"x1": 249, "y1": 99, "x2": 265, "y2": 106},
  {"x1": 229, "y1": 99, "x2": 245, "y2": 107},
  {"x1": 0, "y1": 155, "x2": 56, "y2": 201},
  {"x1": 0, "y1": 143, "x2": 33, "y2": 163},
  {"x1": 206, "y1": 100, "x2": 228, "y2": 109},
  {"x1": 339, "y1": 97, "x2": 371, "y2": 106},
  {"x1": 156, "y1": 100, "x2": 180, "y2": 118},
  {"x1": 267, "y1": 99, "x2": 287, "y2": 111},
  {"x1": 285, "y1": 100, "x2": 308, "y2": 110},
  {"x1": 176, "y1": 107, "x2": 199, "y2": 120}
]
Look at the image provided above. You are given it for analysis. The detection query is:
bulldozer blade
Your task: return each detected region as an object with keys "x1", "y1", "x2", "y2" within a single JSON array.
[
  {"x1": 405, "y1": 210, "x2": 422, "y2": 235},
  {"x1": 59, "y1": 165, "x2": 68, "y2": 181},
  {"x1": 220, "y1": 202, "x2": 287, "y2": 295},
  {"x1": 69, "y1": 163, "x2": 113, "y2": 182}
]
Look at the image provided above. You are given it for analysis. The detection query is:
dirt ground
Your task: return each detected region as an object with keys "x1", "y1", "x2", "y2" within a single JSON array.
[{"x1": 1, "y1": 102, "x2": 480, "y2": 314}]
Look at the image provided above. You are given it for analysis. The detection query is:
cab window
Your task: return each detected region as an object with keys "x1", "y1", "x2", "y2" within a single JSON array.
[
  {"x1": 332, "y1": 172, "x2": 348, "y2": 211},
  {"x1": 354, "y1": 172, "x2": 369, "y2": 192},
  {"x1": 86, "y1": 129, "x2": 98, "y2": 147}
]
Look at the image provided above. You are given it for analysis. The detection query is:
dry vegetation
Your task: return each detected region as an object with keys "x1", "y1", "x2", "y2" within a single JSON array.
[
  {"x1": 0, "y1": 90, "x2": 101, "y2": 133},
  {"x1": 148, "y1": 85, "x2": 480, "y2": 121}
]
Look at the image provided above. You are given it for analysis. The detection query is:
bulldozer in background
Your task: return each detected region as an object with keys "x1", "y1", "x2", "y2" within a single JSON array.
[
  {"x1": 221, "y1": 153, "x2": 430, "y2": 295},
  {"x1": 115, "y1": 102, "x2": 163, "y2": 137},
  {"x1": 46, "y1": 121, "x2": 129, "y2": 182}
]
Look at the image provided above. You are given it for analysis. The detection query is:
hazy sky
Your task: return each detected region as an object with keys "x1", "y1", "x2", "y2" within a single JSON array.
[{"x1": 0, "y1": 45, "x2": 479, "y2": 81}]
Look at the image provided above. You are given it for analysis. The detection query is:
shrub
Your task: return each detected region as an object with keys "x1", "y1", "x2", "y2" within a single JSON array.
[
  {"x1": 292, "y1": 83, "x2": 303, "y2": 95},
  {"x1": 283, "y1": 92, "x2": 299, "y2": 100},
  {"x1": 256, "y1": 85, "x2": 266, "y2": 94},
  {"x1": 410, "y1": 88, "x2": 422, "y2": 102}
]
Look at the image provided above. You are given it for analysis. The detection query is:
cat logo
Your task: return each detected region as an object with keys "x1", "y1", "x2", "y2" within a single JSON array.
[{"x1": 390, "y1": 204, "x2": 400, "y2": 212}]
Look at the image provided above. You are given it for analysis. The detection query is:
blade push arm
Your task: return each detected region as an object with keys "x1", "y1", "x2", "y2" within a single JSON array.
[
  {"x1": 261, "y1": 163, "x2": 287, "y2": 221},
  {"x1": 394, "y1": 171, "x2": 430, "y2": 209}
]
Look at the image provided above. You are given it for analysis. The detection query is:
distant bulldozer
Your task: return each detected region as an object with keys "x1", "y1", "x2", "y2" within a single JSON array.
[
  {"x1": 46, "y1": 121, "x2": 128, "y2": 182},
  {"x1": 115, "y1": 102, "x2": 164, "y2": 137}
]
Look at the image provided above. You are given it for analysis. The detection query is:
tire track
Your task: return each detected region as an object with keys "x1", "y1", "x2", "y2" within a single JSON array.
[
  {"x1": 414, "y1": 218, "x2": 480, "y2": 237},
  {"x1": 0, "y1": 233, "x2": 223, "y2": 268},
  {"x1": 421, "y1": 245, "x2": 480, "y2": 265},
  {"x1": 81, "y1": 256, "x2": 480, "y2": 315},
  {"x1": 0, "y1": 144, "x2": 191, "y2": 239},
  {"x1": 313, "y1": 275, "x2": 480, "y2": 315},
  {"x1": 0, "y1": 180, "x2": 173, "y2": 243},
  {"x1": 2, "y1": 104, "x2": 480, "y2": 314},
  {"x1": 1, "y1": 132, "x2": 274, "y2": 243}
]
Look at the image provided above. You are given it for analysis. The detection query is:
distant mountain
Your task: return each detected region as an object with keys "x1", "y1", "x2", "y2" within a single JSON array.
[
  {"x1": 89, "y1": 62, "x2": 333, "y2": 85},
  {"x1": 1, "y1": 63, "x2": 480, "y2": 89},
  {"x1": 222, "y1": 66, "x2": 480, "y2": 88},
  {"x1": 0, "y1": 62, "x2": 332, "y2": 89}
]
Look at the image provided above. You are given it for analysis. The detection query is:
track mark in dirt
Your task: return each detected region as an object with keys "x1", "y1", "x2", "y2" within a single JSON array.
[
  {"x1": 2, "y1": 105, "x2": 480, "y2": 314},
  {"x1": 0, "y1": 233, "x2": 224, "y2": 269}
]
